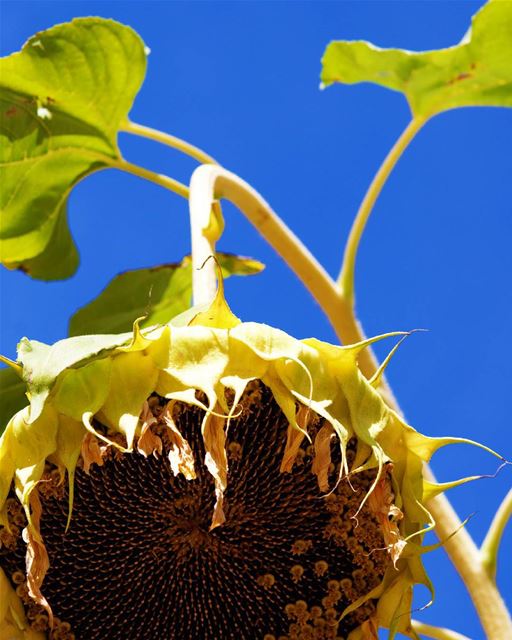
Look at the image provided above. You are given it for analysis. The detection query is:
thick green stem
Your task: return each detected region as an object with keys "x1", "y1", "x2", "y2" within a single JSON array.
[
  {"x1": 337, "y1": 116, "x2": 426, "y2": 302},
  {"x1": 481, "y1": 488, "x2": 512, "y2": 579}
]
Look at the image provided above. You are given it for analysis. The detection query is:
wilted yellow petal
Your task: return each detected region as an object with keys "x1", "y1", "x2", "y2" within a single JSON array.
[
  {"x1": 99, "y1": 351, "x2": 158, "y2": 449},
  {"x1": 0, "y1": 406, "x2": 58, "y2": 528},
  {"x1": 280, "y1": 403, "x2": 310, "y2": 473},
  {"x1": 312, "y1": 423, "x2": 336, "y2": 491},
  {"x1": 80, "y1": 431, "x2": 105, "y2": 474},
  {"x1": 136, "y1": 401, "x2": 162, "y2": 458},
  {"x1": 21, "y1": 492, "x2": 52, "y2": 627},
  {"x1": 52, "y1": 357, "x2": 111, "y2": 421},
  {"x1": 48, "y1": 415, "x2": 85, "y2": 530}
]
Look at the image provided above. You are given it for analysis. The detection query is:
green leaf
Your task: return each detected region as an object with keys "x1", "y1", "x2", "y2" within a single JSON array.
[
  {"x1": 68, "y1": 253, "x2": 265, "y2": 336},
  {"x1": 321, "y1": 0, "x2": 512, "y2": 118},
  {"x1": 6, "y1": 203, "x2": 80, "y2": 280},
  {"x1": 0, "y1": 367, "x2": 28, "y2": 436},
  {"x1": 0, "y1": 18, "x2": 147, "y2": 279}
]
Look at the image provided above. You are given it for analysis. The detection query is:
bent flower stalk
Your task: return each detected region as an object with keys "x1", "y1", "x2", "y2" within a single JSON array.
[{"x1": 0, "y1": 289, "x2": 495, "y2": 640}]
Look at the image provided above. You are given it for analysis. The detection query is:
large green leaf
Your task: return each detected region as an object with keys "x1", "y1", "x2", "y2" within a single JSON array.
[
  {"x1": 0, "y1": 18, "x2": 147, "y2": 279},
  {"x1": 0, "y1": 367, "x2": 28, "y2": 436},
  {"x1": 321, "y1": 0, "x2": 512, "y2": 118},
  {"x1": 68, "y1": 253, "x2": 265, "y2": 336}
]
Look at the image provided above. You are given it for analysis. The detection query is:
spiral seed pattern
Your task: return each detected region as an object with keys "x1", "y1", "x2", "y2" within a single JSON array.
[{"x1": 0, "y1": 383, "x2": 390, "y2": 639}]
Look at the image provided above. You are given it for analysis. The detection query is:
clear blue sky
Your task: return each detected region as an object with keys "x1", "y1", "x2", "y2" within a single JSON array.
[{"x1": 1, "y1": 2, "x2": 511, "y2": 637}]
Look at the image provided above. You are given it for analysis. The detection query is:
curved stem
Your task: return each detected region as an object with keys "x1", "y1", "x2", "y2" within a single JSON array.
[
  {"x1": 121, "y1": 121, "x2": 226, "y2": 297},
  {"x1": 337, "y1": 116, "x2": 426, "y2": 302},
  {"x1": 121, "y1": 120, "x2": 218, "y2": 165},
  {"x1": 188, "y1": 165, "x2": 343, "y2": 324},
  {"x1": 411, "y1": 619, "x2": 471, "y2": 640},
  {"x1": 113, "y1": 159, "x2": 189, "y2": 199},
  {"x1": 481, "y1": 487, "x2": 512, "y2": 579},
  {"x1": 188, "y1": 164, "x2": 396, "y2": 402}
]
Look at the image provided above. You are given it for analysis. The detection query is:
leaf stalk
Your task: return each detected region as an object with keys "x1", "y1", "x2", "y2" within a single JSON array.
[
  {"x1": 337, "y1": 116, "x2": 426, "y2": 303},
  {"x1": 121, "y1": 120, "x2": 219, "y2": 166},
  {"x1": 114, "y1": 159, "x2": 189, "y2": 199},
  {"x1": 481, "y1": 487, "x2": 512, "y2": 580}
]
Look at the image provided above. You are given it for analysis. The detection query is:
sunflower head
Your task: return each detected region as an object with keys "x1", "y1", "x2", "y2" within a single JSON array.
[{"x1": 0, "y1": 290, "x2": 496, "y2": 640}]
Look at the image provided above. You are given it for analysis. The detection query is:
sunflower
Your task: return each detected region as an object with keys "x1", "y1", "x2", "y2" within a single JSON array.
[{"x1": 0, "y1": 289, "x2": 492, "y2": 640}]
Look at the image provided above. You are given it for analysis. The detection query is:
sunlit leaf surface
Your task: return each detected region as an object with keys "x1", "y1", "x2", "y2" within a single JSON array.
[
  {"x1": 0, "y1": 18, "x2": 147, "y2": 279},
  {"x1": 321, "y1": 0, "x2": 512, "y2": 118}
]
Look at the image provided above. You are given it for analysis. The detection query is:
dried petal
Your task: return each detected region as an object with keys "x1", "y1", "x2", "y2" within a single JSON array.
[{"x1": 163, "y1": 403, "x2": 196, "y2": 480}]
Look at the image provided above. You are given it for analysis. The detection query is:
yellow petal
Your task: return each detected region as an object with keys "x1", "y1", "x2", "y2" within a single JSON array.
[{"x1": 99, "y1": 351, "x2": 158, "y2": 450}]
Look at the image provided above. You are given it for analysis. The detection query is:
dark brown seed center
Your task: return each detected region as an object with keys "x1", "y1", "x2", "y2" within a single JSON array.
[{"x1": 1, "y1": 383, "x2": 390, "y2": 640}]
